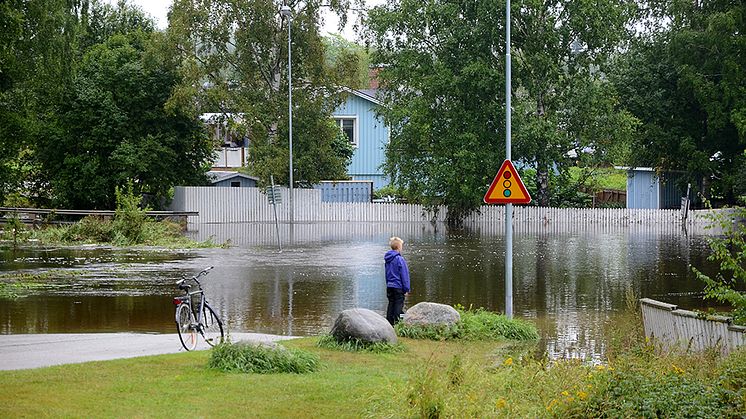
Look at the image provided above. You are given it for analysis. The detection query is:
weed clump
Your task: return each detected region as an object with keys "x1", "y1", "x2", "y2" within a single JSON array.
[
  {"x1": 208, "y1": 341, "x2": 319, "y2": 374},
  {"x1": 316, "y1": 335, "x2": 404, "y2": 353},
  {"x1": 395, "y1": 307, "x2": 539, "y2": 341}
]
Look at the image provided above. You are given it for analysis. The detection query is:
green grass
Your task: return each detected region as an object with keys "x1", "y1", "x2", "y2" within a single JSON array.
[
  {"x1": 395, "y1": 307, "x2": 540, "y2": 341},
  {"x1": 209, "y1": 341, "x2": 320, "y2": 374},
  {"x1": 27, "y1": 217, "x2": 221, "y2": 248},
  {"x1": 316, "y1": 334, "x2": 405, "y2": 353},
  {"x1": 2, "y1": 332, "x2": 746, "y2": 417},
  {"x1": 568, "y1": 166, "x2": 627, "y2": 191}
]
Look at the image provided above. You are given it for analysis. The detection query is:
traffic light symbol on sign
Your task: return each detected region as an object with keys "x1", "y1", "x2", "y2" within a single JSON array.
[{"x1": 484, "y1": 159, "x2": 531, "y2": 204}]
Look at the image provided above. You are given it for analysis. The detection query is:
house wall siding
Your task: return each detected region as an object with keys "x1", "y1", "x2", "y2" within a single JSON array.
[{"x1": 333, "y1": 93, "x2": 388, "y2": 189}]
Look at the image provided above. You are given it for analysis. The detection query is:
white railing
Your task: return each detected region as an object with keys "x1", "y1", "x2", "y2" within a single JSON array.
[
  {"x1": 169, "y1": 186, "x2": 717, "y2": 228},
  {"x1": 640, "y1": 298, "x2": 746, "y2": 354}
]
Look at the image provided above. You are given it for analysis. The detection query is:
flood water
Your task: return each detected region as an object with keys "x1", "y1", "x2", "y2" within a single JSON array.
[{"x1": 0, "y1": 222, "x2": 721, "y2": 360}]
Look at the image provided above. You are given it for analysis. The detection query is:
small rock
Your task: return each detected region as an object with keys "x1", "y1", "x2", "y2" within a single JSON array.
[
  {"x1": 403, "y1": 302, "x2": 460, "y2": 326},
  {"x1": 330, "y1": 308, "x2": 397, "y2": 344}
]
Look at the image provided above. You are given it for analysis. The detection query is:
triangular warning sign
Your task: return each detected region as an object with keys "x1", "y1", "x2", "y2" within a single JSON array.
[{"x1": 484, "y1": 160, "x2": 532, "y2": 204}]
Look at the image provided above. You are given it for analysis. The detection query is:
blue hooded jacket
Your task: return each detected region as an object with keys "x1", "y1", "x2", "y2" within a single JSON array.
[{"x1": 384, "y1": 250, "x2": 410, "y2": 293}]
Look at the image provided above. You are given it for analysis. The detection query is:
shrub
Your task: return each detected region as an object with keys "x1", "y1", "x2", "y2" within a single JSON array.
[
  {"x1": 208, "y1": 342, "x2": 319, "y2": 374},
  {"x1": 568, "y1": 368, "x2": 726, "y2": 418},
  {"x1": 62, "y1": 216, "x2": 114, "y2": 243},
  {"x1": 112, "y1": 183, "x2": 150, "y2": 244},
  {"x1": 316, "y1": 335, "x2": 404, "y2": 353},
  {"x1": 693, "y1": 207, "x2": 746, "y2": 324},
  {"x1": 395, "y1": 308, "x2": 539, "y2": 341},
  {"x1": 717, "y1": 347, "x2": 746, "y2": 415}
]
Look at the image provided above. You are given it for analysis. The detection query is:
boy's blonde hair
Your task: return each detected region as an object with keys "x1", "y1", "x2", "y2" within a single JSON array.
[{"x1": 389, "y1": 236, "x2": 404, "y2": 250}]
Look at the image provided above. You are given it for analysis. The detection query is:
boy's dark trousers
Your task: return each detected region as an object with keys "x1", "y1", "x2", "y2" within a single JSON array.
[{"x1": 386, "y1": 287, "x2": 405, "y2": 325}]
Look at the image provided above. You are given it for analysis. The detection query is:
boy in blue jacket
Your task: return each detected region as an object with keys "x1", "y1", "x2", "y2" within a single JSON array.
[{"x1": 384, "y1": 236, "x2": 410, "y2": 325}]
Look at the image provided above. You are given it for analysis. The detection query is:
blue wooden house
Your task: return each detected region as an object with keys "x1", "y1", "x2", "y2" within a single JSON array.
[
  {"x1": 620, "y1": 167, "x2": 687, "y2": 209},
  {"x1": 332, "y1": 89, "x2": 389, "y2": 189}
]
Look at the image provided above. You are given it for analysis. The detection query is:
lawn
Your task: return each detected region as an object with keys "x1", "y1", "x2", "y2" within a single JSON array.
[
  {"x1": 0, "y1": 338, "x2": 518, "y2": 417},
  {"x1": 3, "y1": 306, "x2": 746, "y2": 418}
]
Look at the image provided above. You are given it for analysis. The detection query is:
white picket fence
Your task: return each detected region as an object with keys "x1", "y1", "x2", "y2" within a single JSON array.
[
  {"x1": 640, "y1": 298, "x2": 746, "y2": 354},
  {"x1": 169, "y1": 186, "x2": 716, "y2": 228}
]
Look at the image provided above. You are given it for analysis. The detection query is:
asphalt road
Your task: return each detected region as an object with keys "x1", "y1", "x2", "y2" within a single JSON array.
[{"x1": 0, "y1": 332, "x2": 297, "y2": 371}]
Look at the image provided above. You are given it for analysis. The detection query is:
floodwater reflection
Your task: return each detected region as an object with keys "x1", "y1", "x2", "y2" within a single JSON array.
[{"x1": 0, "y1": 222, "x2": 719, "y2": 360}]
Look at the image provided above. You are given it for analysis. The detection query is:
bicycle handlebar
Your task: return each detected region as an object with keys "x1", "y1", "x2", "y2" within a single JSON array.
[{"x1": 175, "y1": 266, "x2": 214, "y2": 286}]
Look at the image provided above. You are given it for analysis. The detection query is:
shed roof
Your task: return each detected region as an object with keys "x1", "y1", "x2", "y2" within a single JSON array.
[{"x1": 208, "y1": 171, "x2": 259, "y2": 184}]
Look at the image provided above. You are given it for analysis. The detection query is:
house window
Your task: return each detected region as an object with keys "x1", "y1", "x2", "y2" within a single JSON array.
[
  {"x1": 230, "y1": 181, "x2": 241, "y2": 187},
  {"x1": 334, "y1": 117, "x2": 357, "y2": 146}
]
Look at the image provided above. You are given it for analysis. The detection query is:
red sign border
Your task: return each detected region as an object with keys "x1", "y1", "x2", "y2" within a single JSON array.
[{"x1": 483, "y1": 159, "x2": 532, "y2": 205}]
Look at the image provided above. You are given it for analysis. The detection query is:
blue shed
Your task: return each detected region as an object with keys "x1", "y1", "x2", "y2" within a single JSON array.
[
  {"x1": 620, "y1": 167, "x2": 686, "y2": 209},
  {"x1": 209, "y1": 171, "x2": 259, "y2": 188},
  {"x1": 332, "y1": 89, "x2": 389, "y2": 189}
]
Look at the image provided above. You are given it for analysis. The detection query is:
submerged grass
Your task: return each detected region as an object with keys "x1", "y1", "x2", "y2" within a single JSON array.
[
  {"x1": 316, "y1": 335, "x2": 405, "y2": 353},
  {"x1": 29, "y1": 217, "x2": 221, "y2": 248},
  {"x1": 396, "y1": 307, "x2": 539, "y2": 341}
]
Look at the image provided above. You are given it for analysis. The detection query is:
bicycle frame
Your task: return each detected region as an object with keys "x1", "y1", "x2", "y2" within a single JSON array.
[{"x1": 174, "y1": 266, "x2": 223, "y2": 350}]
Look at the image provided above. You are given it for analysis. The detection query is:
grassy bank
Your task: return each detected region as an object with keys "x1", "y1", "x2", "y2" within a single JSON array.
[
  {"x1": 1, "y1": 186, "x2": 220, "y2": 248},
  {"x1": 24, "y1": 216, "x2": 220, "y2": 248},
  {"x1": 2, "y1": 333, "x2": 745, "y2": 418}
]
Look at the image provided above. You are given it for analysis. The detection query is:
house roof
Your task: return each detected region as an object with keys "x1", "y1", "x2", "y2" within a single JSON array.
[
  {"x1": 346, "y1": 88, "x2": 382, "y2": 105},
  {"x1": 208, "y1": 171, "x2": 259, "y2": 183}
]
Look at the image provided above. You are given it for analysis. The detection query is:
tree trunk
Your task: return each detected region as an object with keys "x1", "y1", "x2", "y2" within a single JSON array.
[{"x1": 537, "y1": 163, "x2": 550, "y2": 207}]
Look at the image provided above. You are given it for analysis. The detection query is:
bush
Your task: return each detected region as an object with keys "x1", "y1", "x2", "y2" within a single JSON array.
[
  {"x1": 395, "y1": 308, "x2": 539, "y2": 341},
  {"x1": 62, "y1": 216, "x2": 114, "y2": 243},
  {"x1": 693, "y1": 207, "x2": 746, "y2": 324},
  {"x1": 113, "y1": 183, "x2": 150, "y2": 244},
  {"x1": 208, "y1": 342, "x2": 320, "y2": 374},
  {"x1": 568, "y1": 368, "x2": 727, "y2": 418},
  {"x1": 316, "y1": 335, "x2": 404, "y2": 353}
]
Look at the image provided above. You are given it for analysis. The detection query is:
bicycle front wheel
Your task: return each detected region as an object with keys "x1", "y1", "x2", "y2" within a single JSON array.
[
  {"x1": 201, "y1": 304, "x2": 224, "y2": 347},
  {"x1": 176, "y1": 303, "x2": 198, "y2": 351}
]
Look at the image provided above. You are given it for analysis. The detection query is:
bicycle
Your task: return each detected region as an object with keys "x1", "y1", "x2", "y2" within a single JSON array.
[{"x1": 173, "y1": 266, "x2": 224, "y2": 351}]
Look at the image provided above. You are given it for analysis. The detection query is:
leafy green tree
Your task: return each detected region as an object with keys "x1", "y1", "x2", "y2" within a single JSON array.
[
  {"x1": 612, "y1": 0, "x2": 746, "y2": 204},
  {"x1": 0, "y1": 0, "x2": 85, "y2": 204},
  {"x1": 512, "y1": 0, "x2": 637, "y2": 206},
  {"x1": 36, "y1": 14, "x2": 213, "y2": 209},
  {"x1": 167, "y1": 0, "x2": 364, "y2": 187},
  {"x1": 323, "y1": 33, "x2": 371, "y2": 89},
  {"x1": 365, "y1": 0, "x2": 636, "y2": 219}
]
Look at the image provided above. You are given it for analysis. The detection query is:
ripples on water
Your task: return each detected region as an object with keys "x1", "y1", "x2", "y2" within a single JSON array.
[{"x1": 0, "y1": 222, "x2": 720, "y2": 360}]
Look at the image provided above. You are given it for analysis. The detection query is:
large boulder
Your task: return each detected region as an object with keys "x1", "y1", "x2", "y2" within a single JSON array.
[
  {"x1": 330, "y1": 308, "x2": 397, "y2": 344},
  {"x1": 403, "y1": 302, "x2": 461, "y2": 326}
]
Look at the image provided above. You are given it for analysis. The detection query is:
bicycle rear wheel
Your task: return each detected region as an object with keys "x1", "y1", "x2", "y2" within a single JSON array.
[
  {"x1": 201, "y1": 304, "x2": 224, "y2": 347},
  {"x1": 176, "y1": 304, "x2": 197, "y2": 351}
]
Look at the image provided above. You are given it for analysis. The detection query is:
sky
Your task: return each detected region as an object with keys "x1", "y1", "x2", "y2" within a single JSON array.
[{"x1": 107, "y1": 0, "x2": 384, "y2": 41}]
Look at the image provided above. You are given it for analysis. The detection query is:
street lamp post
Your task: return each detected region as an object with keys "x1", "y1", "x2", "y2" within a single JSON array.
[
  {"x1": 505, "y1": 0, "x2": 513, "y2": 319},
  {"x1": 280, "y1": 5, "x2": 293, "y2": 223}
]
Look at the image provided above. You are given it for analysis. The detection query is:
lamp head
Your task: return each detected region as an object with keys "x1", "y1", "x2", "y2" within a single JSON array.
[{"x1": 280, "y1": 5, "x2": 292, "y2": 19}]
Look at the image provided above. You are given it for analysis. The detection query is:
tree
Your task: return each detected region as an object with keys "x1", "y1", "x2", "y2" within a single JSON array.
[
  {"x1": 167, "y1": 0, "x2": 364, "y2": 187},
  {"x1": 365, "y1": 0, "x2": 636, "y2": 220},
  {"x1": 35, "y1": 8, "x2": 213, "y2": 209},
  {"x1": 512, "y1": 0, "x2": 637, "y2": 206},
  {"x1": 0, "y1": 0, "x2": 85, "y2": 203},
  {"x1": 612, "y1": 1, "x2": 746, "y2": 204}
]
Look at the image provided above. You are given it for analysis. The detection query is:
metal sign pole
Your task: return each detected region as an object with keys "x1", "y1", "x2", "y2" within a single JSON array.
[
  {"x1": 505, "y1": 0, "x2": 513, "y2": 319},
  {"x1": 270, "y1": 175, "x2": 282, "y2": 252}
]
